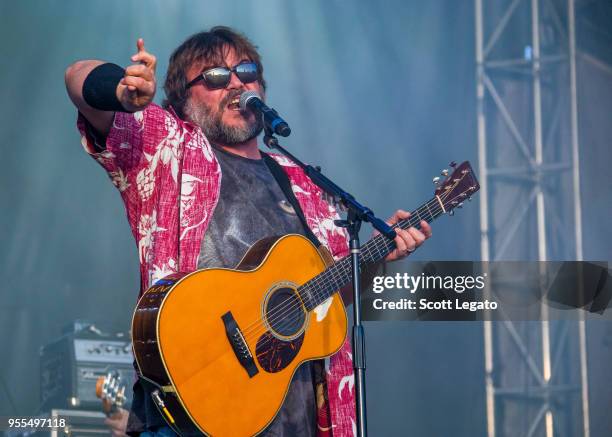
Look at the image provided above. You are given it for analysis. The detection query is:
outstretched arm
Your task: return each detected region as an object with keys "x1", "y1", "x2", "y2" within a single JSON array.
[{"x1": 64, "y1": 38, "x2": 157, "y2": 137}]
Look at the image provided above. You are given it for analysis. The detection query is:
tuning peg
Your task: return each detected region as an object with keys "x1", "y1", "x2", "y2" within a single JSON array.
[
  {"x1": 468, "y1": 196, "x2": 472, "y2": 202},
  {"x1": 457, "y1": 203, "x2": 463, "y2": 208},
  {"x1": 449, "y1": 161, "x2": 457, "y2": 168},
  {"x1": 433, "y1": 177, "x2": 440, "y2": 185},
  {"x1": 449, "y1": 210, "x2": 455, "y2": 216},
  {"x1": 441, "y1": 169, "x2": 449, "y2": 177}
]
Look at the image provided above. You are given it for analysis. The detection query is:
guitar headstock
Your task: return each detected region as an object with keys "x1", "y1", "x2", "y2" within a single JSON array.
[
  {"x1": 433, "y1": 161, "x2": 480, "y2": 216},
  {"x1": 95, "y1": 370, "x2": 126, "y2": 416}
]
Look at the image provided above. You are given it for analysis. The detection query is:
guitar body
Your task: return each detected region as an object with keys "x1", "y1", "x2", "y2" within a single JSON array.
[
  {"x1": 132, "y1": 234, "x2": 348, "y2": 437},
  {"x1": 131, "y1": 160, "x2": 480, "y2": 437}
]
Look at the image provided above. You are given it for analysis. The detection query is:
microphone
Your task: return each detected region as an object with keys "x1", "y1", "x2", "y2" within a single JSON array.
[{"x1": 239, "y1": 91, "x2": 291, "y2": 137}]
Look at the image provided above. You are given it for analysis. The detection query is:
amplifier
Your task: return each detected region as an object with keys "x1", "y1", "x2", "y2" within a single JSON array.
[{"x1": 40, "y1": 322, "x2": 134, "y2": 412}]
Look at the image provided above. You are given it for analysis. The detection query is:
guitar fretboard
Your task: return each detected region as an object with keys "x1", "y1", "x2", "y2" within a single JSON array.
[{"x1": 298, "y1": 197, "x2": 445, "y2": 311}]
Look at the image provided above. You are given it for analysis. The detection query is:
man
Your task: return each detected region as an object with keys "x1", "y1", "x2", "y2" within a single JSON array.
[{"x1": 65, "y1": 27, "x2": 431, "y2": 437}]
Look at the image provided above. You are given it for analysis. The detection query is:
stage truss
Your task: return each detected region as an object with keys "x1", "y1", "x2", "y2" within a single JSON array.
[{"x1": 475, "y1": 0, "x2": 590, "y2": 436}]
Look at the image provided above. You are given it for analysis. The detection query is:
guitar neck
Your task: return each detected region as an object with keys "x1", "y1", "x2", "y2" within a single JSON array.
[{"x1": 299, "y1": 196, "x2": 446, "y2": 311}]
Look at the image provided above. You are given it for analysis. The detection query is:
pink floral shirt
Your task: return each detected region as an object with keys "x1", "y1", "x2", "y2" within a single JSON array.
[{"x1": 77, "y1": 103, "x2": 356, "y2": 436}]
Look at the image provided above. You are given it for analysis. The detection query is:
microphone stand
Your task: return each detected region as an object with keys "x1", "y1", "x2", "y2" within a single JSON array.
[{"x1": 263, "y1": 125, "x2": 396, "y2": 437}]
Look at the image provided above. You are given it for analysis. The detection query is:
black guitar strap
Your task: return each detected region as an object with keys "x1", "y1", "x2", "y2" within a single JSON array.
[{"x1": 262, "y1": 153, "x2": 322, "y2": 247}]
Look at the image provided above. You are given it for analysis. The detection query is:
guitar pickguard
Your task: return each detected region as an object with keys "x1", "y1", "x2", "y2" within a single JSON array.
[{"x1": 255, "y1": 331, "x2": 304, "y2": 373}]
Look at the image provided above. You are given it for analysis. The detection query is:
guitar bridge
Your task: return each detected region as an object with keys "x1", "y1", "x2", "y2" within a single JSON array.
[{"x1": 221, "y1": 311, "x2": 259, "y2": 378}]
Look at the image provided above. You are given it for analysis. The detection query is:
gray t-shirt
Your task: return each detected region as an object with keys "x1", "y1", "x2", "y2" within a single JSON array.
[
  {"x1": 198, "y1": 147, "x2": 306, "y2": 269},
  {"x1": 198, "y1": 146, "x2": 316, "y2": 437}
]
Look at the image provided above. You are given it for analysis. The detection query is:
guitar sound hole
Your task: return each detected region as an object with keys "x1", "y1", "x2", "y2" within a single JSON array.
[{"x1": 265, "y1": 287, "x2": 306, "y2": 338}]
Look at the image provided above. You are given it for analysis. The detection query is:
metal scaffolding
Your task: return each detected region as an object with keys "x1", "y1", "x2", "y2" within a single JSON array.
[{"x1": 475, "y1": 0, "x2": 588, "y2": 436}]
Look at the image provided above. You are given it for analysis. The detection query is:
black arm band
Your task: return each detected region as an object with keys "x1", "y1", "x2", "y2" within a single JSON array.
[{"x1": 82, "y1": 62, "x2": 128, "y2": 112}]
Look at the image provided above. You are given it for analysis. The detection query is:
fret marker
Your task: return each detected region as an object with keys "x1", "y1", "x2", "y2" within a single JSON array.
[{"x1": 301, "y1": 287, "x2": 312, "y2": 307}]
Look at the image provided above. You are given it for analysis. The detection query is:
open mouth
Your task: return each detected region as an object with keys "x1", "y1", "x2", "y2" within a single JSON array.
[{"x1": 227, "y1": 96, "x2": 241, "y2": 111}]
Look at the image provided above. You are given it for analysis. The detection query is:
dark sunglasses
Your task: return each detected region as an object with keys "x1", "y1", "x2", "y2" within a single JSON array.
[{"x1": 186, "y1": 62, "x2": 259, "y2": 90}]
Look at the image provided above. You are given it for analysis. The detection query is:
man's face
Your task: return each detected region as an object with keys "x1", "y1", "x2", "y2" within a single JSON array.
[{"x1": 183, "y1": 47, "x2": 264, "y2": 146}]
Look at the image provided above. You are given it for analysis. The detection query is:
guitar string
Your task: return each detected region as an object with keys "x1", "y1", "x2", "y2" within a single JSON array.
[
  {"x1": 241, "y1": 193, "x2": 465, "y2": 352},
  {"x1": 238, "y1": 188, "x2": 459, "y2": 339},
  {"x1": 241, "y1": 195, "x2": 445, "y2": 337},
  {"x1": 239, "y1": 193, "x2": 461, "y2": 345},
  {"x1": 241, "y1": 239, "x2": 397, "y2": 351},
  {"x1": 239, "y1": 242, "x2": 376, "y2": 341},
  {"x1": 239, "y1": 183, "x2": 469, "y2": 345},
  {"x1": 238, "y1": 182, "x2": 470, "y2": 345},
  {"x1": 242, "y1": 210, "x2": 437, "y2": 346},
  {"x1": 237, "y1": 213, "x2": 428, "y2": 338},
  {"x1": 236, "y1": 176, "x2": 473, "y2": 344},
  {"x1": 238, "y1": 199, "x2": 439, "y2": 339},
  {"x1": 241, "y1": 202, "x2": 449, "y2": 352}
]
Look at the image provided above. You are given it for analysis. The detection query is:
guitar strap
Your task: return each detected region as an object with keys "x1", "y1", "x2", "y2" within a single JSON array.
[
  {"x1": 262, "y1": 153, "x2": 322, "y2": 248},
  {"x1": 262, "y1": 154, "x2": 336, "y2": 435}
]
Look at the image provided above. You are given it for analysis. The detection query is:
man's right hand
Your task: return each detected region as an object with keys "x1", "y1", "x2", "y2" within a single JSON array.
[
  {"x1": 65, "y1": 38, "x2": 157, "y2": 136},
  {"x1": 117, "y1": 38, "x2": 157, "y2": 112}
]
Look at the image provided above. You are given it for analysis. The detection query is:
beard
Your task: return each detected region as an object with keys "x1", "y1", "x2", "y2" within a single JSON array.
[{"x1": 183, "y1": 93, "x2": 263, "y2": 145}]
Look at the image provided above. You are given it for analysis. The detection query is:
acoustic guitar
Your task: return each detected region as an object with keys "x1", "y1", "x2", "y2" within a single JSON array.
[{"x1": 131, "y1": 161, "x2": 479, "y2": 436}]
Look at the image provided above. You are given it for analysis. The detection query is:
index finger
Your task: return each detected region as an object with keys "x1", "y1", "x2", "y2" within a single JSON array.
[
  {"x1": 136, "y1": 38, "x2": 145, "y2": 53},
  {"x1": 131, "y1": 41, "x2": 156, "y2": 70},
  {"x1": 387, "y1": 209, "x2": 411, "y2": 226}
]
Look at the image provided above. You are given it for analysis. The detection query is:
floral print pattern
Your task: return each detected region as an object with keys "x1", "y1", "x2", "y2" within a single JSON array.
[{"x1": 77, "y1": 103, "x2": 355, "y2": 437}]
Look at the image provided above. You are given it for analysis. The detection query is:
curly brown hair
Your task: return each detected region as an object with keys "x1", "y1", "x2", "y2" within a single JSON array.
[{"x1": 163, "y1": 26, "x2": 267, "y2": 119}]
